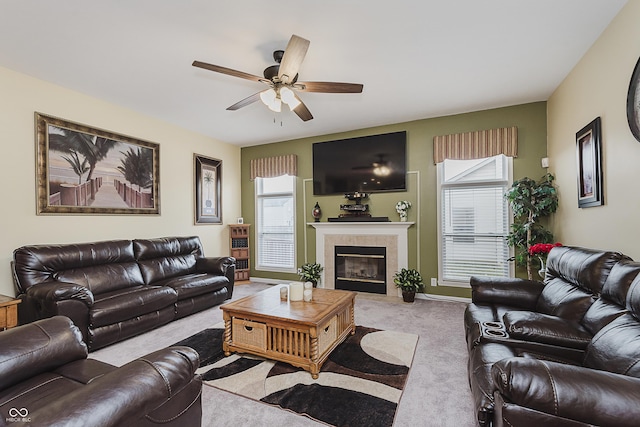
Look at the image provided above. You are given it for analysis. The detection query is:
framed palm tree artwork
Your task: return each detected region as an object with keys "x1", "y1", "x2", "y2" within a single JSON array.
[
  {"x1": 194, "y1": 154, "x2": 222, "y2": 224},
  {"x1": 35, "y1": 112, "x2": 160, "y2": 215}
]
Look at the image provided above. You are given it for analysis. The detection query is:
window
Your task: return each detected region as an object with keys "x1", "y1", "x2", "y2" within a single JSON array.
[
  {"x1": 255, "y1": 175, "x2": 295, "y2": 271},
  {"x1": 437, "y1": 155, "x2": 512, "y2": 286}
]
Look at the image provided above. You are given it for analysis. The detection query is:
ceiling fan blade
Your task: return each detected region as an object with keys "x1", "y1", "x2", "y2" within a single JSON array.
[
  {"x1": 278, "y1": 35, "x2": 310, "y2": 84},
  {"x1": 292, "y1": 97, "x2": 313, "y2": 122},
  {"x1": 296, "y1": 81, "x2": 364, "y2": 93},
  {"x1": 226, "y1": 91, "x2": 263, "y2": 111},
  {"x1": 192, "y1": 60, "x2": 263, "y2": 83}
]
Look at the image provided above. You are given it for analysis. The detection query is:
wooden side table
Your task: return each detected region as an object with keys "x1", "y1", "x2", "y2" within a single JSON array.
[{"x1": 0, "y1": 295, "x2": 21, "y2": 330}]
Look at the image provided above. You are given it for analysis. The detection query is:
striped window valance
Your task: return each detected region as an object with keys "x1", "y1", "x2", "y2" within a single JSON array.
[
  {"x1": 433, "y1": 126, "x2": 518, "y2": 164},
  {"x1": 250, "y1": 154, "x2": 298, "y2": 180}
]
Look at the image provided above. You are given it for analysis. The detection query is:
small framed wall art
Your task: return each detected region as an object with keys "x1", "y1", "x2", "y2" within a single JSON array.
[
  {"x1": 194, "y1": 154, "x2": 222, "y2": 224},
  {"x1": 576, "y1": 117, "x2": 603, "y2": 208}
]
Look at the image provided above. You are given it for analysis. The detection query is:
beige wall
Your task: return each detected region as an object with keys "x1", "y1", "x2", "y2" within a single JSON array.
[
  {"x1": 0, "y1": 66, "x2": 241, "y2": 296},
  {"x1": 548, "y1": 1, "x2": 640, "y2": 258}
]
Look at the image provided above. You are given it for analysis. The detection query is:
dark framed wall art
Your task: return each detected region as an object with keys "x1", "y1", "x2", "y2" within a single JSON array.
[
  {"x1": 35, "y1": 112, "x2": 160, "y2": 215},
  {"x1": 627, "y1": 55, "x2": 640, "y2": 142},
  {"x1": 194, "y1": 154, "x2": 222, "y2": 224},
  {"x1": 576, "y1": 117, "x2": 603, "y2": 208}
]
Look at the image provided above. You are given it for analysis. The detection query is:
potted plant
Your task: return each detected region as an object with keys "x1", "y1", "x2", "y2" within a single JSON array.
[
  {"x1": 505, "y1": 173, "x2": 559, "y2": 280},
  {"x1": 298, "y1": 262, "x2": 323, "y2": 287},
  {"x1": 393, "y1": 268, "x2": 424, "y2": 302}
]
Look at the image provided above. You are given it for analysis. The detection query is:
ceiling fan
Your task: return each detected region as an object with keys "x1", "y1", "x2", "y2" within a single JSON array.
[{"x1": 192, "y1": 34, "x2": 363, "y2": 122}]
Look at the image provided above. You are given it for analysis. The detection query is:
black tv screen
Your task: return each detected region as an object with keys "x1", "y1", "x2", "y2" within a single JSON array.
[{"x1": 312, "y1": 131, "x2": 407, "y2": 195}]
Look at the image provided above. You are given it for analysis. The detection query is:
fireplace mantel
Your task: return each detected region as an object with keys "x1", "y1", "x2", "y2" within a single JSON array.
[{"x1": 309, "y1": 222, "x2": 414, "y2": 296}]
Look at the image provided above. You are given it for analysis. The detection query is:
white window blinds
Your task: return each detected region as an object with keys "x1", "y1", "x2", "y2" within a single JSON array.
[
  {"x1": 438, "y1": 155, "x2": 511, "y2": 284},
  {"x1": 255, "y1": 175, "x2": 295, "y2": 271}
]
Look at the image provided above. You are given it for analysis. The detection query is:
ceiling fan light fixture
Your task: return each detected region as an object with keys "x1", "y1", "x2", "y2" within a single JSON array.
[
  {"x1": 269, "y1": 97, "x2": 282, "y2": 112},
  {"x1": 280, "y1": 86, "x2": 301, "y2": 110},
  {"x1": 260, "y1": 88, "x2": 277, "y2": 105},
  {"x1": 259, "y1": 88, "x2": 282, "y2": 112}
]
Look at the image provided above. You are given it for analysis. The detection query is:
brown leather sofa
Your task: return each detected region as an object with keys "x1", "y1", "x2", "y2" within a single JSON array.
[
  {"x1": 0, "y1": 316, "x2": 202, "y2": 427},
  {"x1": 465, "y1": 246, "x2": 640, "y2": 426},
  {"x1": 12, "y1": 236, "x2": 235, "y2": 351}
]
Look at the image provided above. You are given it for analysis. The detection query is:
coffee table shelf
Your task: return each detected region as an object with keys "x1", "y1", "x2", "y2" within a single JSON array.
[{"x1": 221, "y1": 287, "x2": 356, "y2": 378}]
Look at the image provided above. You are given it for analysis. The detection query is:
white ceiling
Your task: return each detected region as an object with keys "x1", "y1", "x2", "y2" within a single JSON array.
[{"x1": 0, "y1": 1, "x2": 627, "y2": 147}]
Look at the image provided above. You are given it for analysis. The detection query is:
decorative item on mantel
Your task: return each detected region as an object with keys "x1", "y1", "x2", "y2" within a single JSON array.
[
  {"x1": 395, "y1": 200, "x2": 412, "y2": 222},
  {"x1": 312, "y1": 202, "x2": 322, "y2": 222},
  {"x1": 528, "y1": 243, "x2": 562, "y2": 278}
]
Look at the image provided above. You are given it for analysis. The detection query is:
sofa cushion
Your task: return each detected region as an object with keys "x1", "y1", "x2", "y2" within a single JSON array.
[
  {"x1": 584, "y1": 278, "x2": 640, "y2": 377},
  {"x1": 134, "y1": 237, "x2": 202, "y2": 285},
  {"x1": 535, "y1": 279, "x2": 594, "y2": 322},
  {"x1": 581, "y1": 259, "x2": 640, "y2": 334},
  {"x1": 90, "y1": 286, "x2": 178, "y2": 328},
  {"x1": 0, "y1": 372, "x2": 87, "y2": 417},
  {"x1": 55, "y1": 262, "x2": 145, "y2": 295},
  {"x1": 0, "y1": 316, "x2": 88, "y2": 390},
  {"x1": 13, "y1": 240, "x2": 136, "y2": 293},
  {"x1": 154, "y1": 273, "x2": 229, "y2": 299},
  {"x1": 536, "y1": 247, "x2": 627, "y2": 321},
  {"x1": 503, "y1": 311, "x2": 592, "y2": 349}
]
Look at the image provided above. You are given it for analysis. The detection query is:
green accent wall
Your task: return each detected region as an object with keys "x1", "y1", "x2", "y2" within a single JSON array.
[{"x1": 241, "y1": 101, "x2": 547, "y2": 298}]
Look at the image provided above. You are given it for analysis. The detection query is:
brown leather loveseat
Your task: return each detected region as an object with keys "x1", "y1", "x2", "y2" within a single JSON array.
[
  {"x1": 12, "y1": 236, "x2": 235, "y2": 350},
  {"x1": 0, "y1": 316, "x2": 202, "y2": 427},
  {"x1": 465, "y1": 246, "x2": 640, "y2": 426}
]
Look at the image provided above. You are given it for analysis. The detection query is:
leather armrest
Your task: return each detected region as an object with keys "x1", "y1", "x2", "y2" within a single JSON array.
[
  {"x1": 196, "y1": 256, "x2": 235, "y2": 276},
  {"x1": 503, "y1": 311, "x2": 592, "y2": 349},
  {"x1": 470, "y1": 276, "x2": 544, "y2": 310},
  {"x1": 26, "y1": 280, "x2": 94, "y2": 306},
  {"x1": 0, "y1": 316, "x2": 87, "y2": 389},
  {"x1": 492, "y1": 357, "x2": 640, "y2": 426},
  {"x1": 25, "y1": 346, "x2": 201, "y2": 427}
]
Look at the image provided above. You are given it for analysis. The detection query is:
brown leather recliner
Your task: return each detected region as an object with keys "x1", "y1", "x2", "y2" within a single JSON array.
[
  {"x1": 12, "y1": 236, "x2": 235, "y2": 351},
  {"x1": 0, "y1": 316, "x2": 202, "y2": 427},
  {"x1": 464, "y1": 246, "x2": 640, "y2": 426}
]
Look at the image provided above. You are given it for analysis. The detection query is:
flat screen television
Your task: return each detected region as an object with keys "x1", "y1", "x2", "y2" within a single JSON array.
[{"x1": 312, "y1": 131, "x2": 407, "y2": 195}]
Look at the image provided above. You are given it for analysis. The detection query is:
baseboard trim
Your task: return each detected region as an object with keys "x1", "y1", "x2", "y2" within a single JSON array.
[
  {"x1": 248, "y1": 277, "x2": 293, "y2": 285},
  {"x1": 418, "y1": 293, "x2": 471, "y2": 304},
  {"x1": 248, "y1": 277, "x2": 471, "y2": 303}
]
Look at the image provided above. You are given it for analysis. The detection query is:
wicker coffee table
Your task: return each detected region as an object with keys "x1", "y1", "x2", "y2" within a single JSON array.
[{"x1": 220, "y1": 286, "x2": 356, "y2": 378}]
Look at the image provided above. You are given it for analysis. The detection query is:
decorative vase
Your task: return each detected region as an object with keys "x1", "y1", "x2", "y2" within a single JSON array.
[
  {"x1": 399, "y1": 212, "x2": 407, "y2": 222},
  {"x1": 538, "y1": 257, "x2": 546, "y2": 279},
  {"x1": 312, "y1": 202, "x2": 322, "y2": 222},
  {"x1": 402, "y1": 290, "x2": 416, "y2": 303}
]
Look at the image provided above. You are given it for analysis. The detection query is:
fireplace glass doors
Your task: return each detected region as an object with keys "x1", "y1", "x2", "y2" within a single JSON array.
[{"x1": 334, "y1": 246, "x2": 386, "y2": 294}]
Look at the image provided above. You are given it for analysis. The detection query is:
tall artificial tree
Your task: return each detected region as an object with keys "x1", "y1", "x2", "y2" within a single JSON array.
[{"x1": 505, "y1": 173, "x2": 559, "y2": 279}]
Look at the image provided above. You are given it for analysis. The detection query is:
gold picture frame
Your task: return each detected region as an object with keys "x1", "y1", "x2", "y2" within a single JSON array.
[{"x1": 35, "y1": 112, "x2": 160, "y2": 215}]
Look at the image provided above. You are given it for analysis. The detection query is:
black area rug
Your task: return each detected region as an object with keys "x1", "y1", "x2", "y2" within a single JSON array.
[{"x1": 172, "y1": 325, "x2": 418, "y2": 427}]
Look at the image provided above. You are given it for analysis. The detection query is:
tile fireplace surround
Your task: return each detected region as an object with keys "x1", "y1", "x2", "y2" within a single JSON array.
[{"x1": 310, "y1": 222, "x2": 414, "y2": 297}]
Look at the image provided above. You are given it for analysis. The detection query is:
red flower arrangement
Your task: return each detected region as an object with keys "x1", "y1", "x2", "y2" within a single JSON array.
[{"x1": 528, "y1": 242, "x2": 562, "y2": 257}]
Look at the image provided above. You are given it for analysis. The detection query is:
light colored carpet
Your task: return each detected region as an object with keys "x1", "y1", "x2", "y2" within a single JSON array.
[{"x1": 91, "y1": 283, "x2": 477, "y2": 427}]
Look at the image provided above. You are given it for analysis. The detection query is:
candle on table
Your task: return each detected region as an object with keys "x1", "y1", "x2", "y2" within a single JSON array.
[
  {"x1": 289, "y1": 283, "x2": 304, "y2": 301},
  {"x1": 303, "y1": 289, "x2": 313, "y2": 302}
]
